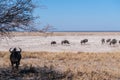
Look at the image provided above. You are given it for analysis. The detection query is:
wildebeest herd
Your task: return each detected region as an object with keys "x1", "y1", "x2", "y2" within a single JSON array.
[
  {"x1": 101, "y1": 38, "x2": 120, "y2": 45},
  {"x1": 8, "y1": 38, "x2": 120, "y2": 70},
  {"x1": 51, "y1": 39, "x2": 88, "y2": 45},
  {"x1": 8, "y1": 39, "x2": 88, "y2": 70},
  {"x1": 51, "y1": 38, "x2": 120, "y2": 46},
  {"x1": 51, "y1": 40, "x2": 70, "y2": 45}
]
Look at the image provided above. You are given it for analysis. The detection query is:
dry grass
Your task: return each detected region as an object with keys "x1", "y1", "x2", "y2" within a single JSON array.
[
  {"x1": 9, "y1": 32, "x2": 120, "y2": 36},
  {"x1": 0, "y1": 51, "x2": 120, "y2": 80}
]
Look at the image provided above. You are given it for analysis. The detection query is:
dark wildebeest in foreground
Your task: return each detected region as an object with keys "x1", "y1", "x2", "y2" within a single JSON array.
[
  {"x1": 106, "y1": 39, "x2": 111, "y2": 43},
  {"x1": 101, "y1": 38, "x2": 105, "y2": 44},
  {"x1": 9, "y1": 47, "x2": 22, "y2": 70},
  {"x1": 109, "y1": 39, "x2": 117, "y2": 46},
  {"x1": 61, "y1": 40, "x2": 70, "y2": 45},
  {"x1": 81, "y1": 39, "x2": 88, "y2": 44},
  {"x1": 51, "y1": 41, "x2": 57, "y2": 45}
]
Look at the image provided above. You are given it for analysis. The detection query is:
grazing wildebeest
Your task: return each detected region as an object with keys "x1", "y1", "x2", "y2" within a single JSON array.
[
  {"x1": 9, "y1": 47, "x2": 22, "y2": 69},
  {"x1": 109, "y1": 39, "x2": 117, "y2": 46},
  {"x1": 51, "y1": 41, "x2": 57, "y2": 45},
  {"x1": 81, "y1": 39, "x2": 88, "y2": 44},
  {"x1": 106, "y1": 39, "x2": 111, "y2": 43},
  {"x1": 119, "y1": 40, "x2": 120, "y2": 44},
  {"x1": 101, "y1": 38, "x2": 105, "y2": 44},
  {"x1": 61, "y1": 40, "x2": 70, "y2": 45}
]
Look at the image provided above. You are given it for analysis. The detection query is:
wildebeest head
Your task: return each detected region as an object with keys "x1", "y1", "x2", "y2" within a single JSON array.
[
  {"x1": 106, "y1": 39, "x2": 111, "y2": 43},
  {"x1": 9, "y1": 47, "x2": 22, "y2": 70},
  {"x1": 109, "y1": 39, "x2": 117, "y2": 45},
  {"x1": 61, "y1": 40, "x2": 70, "y2": 45},
  {"x1": 13, "y1": 47, "x2": 17, "y2": 52},
  {"x1": 51, "y1": 41, "x2": 57, "y2": 45},
  {"x1": 101, "y1": 38, "x2": 105, "y2": 44},
  {"x1": 81, "y1": 39, "x2": 88, "y2": 44}
]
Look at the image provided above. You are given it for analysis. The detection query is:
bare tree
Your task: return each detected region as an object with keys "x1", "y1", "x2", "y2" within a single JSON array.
[
  {"x1": 0, "y1": 0, "x2": 37, "y2": 37},
  {"x1": 41, "y1": 24, "x2": 55, "y2": 37},
  {"x1": 41, "y1": 24, "x2": 54, "y2": 32}
]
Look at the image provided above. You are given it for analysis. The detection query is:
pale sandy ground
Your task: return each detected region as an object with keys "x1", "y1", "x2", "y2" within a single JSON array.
[{"x1": 0, "y1": 32, "x2": 120, "y2": 53}]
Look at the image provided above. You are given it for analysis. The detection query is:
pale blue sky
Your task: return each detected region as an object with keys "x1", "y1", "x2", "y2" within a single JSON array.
[{"x1": 34, "y1": 0, "x2": 120, "y2": 31}]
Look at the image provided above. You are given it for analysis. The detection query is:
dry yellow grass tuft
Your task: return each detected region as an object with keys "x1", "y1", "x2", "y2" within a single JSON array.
[{"x1": 0, "y1": 51, "x2": 120, "y2": 79}]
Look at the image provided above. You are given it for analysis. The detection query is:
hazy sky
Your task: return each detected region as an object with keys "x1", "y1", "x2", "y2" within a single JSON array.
[{"x1": 34, "y1": 0, "x2": 120, "y2": 31}]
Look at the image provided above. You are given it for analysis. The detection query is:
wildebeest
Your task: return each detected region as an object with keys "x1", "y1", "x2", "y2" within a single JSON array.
[
  {"x1": 81, "y1": 39, "x2": 88, "y2": 44},
  {"x1": 109, "y1": 39, "x2": 117, "y2": 46},
  {"x1": 101, "y1": 38, "x2": 105, "y2": 44},
  {"x1": 119, "y1": 40, "x2": 120, "y2": 44},
  {"x1": 106, "y1": 39, "x2": 111, "y2": 43},
  {"x1": 51, "y1": 41, "x2": 57, "y2": 45},
  {"x1": 61, "y1": 40, "x2": 70, "y2": 45},
  {"x1": 9, "y1": 47, "x2": 22, "y2": 69}
]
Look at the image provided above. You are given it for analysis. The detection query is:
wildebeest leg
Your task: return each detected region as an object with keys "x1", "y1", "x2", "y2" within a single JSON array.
[
  {"x1": 109, "y1": 42, "x2": 112, "y2": 45},
  {"x1": 62, "y1": 42, "x2": 64, "y2": 45},
  {"x1": 16, "y1": 62, "x2": 19, "y2": 69},
  {"x1": 11, "y1": 62, "x2": 14, "y2": 70}
]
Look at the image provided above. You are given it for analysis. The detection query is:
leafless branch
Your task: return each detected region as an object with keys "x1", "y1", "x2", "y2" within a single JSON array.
[{"x1": 0, "y1": 0, "x2": 37, "y2": 37}]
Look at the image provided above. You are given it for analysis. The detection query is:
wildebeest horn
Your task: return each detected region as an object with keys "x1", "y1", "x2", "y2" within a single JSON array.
[
  {"x1": 9, "y1": 48, "x2": 12, "y2": 53},
  {"x1": 18, "y1": 47, "x2": 22, "y2": 52}
]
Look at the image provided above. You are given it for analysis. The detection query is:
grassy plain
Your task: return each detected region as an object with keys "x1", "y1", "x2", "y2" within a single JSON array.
[
  {"x1": 0, "y1": 32, "x2": 120, "y2": 79},
  {"x1": 0, "y1": 51, "x2": 120, "y2": 80}
]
